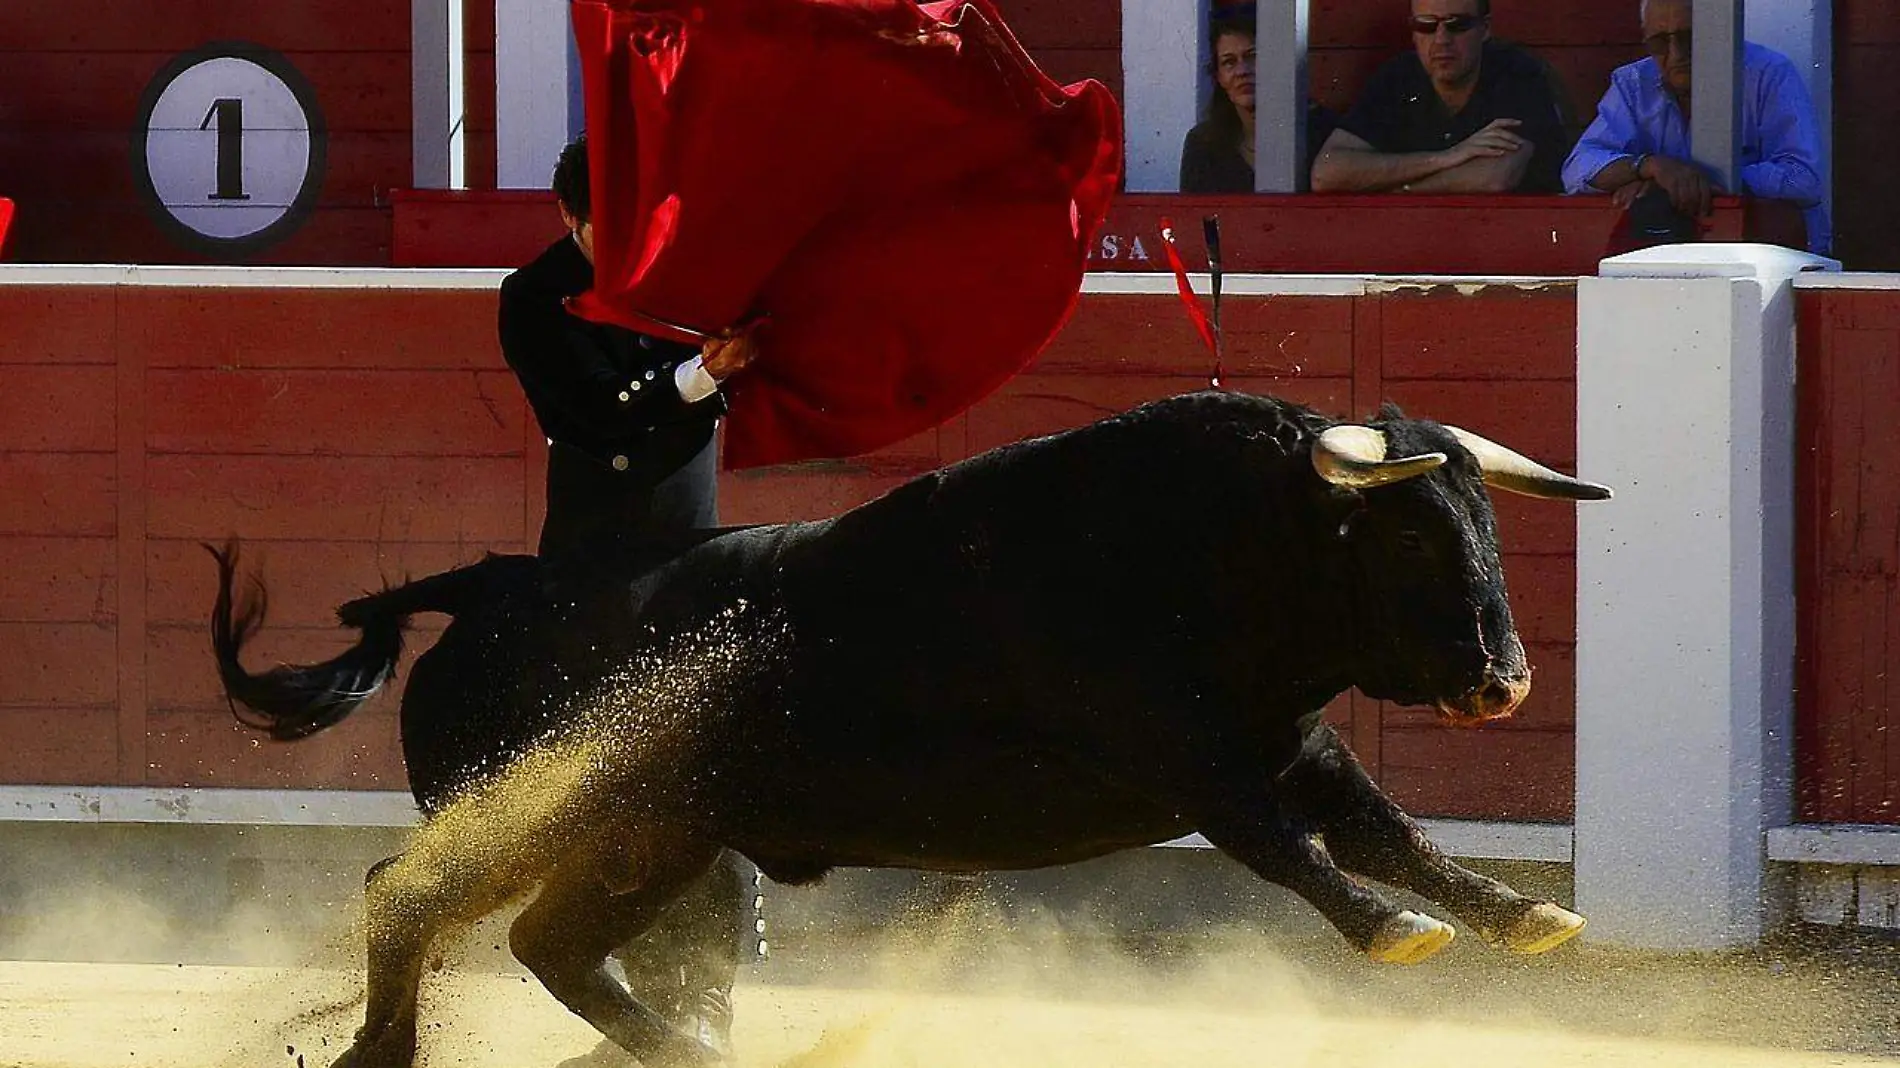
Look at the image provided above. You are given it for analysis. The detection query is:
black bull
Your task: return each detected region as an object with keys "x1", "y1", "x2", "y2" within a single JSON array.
[{"x1": 210, "y1": 392, "x2": 1610, "y2": 1068}]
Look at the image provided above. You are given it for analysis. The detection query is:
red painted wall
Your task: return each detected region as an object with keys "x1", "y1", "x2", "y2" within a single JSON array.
[
  {"x1": 0, "y1": 4, "x2": 407, "y2": 265},
  {"x1": 0, "y1": 278, "x2": 1581, "y2": 822},
  {"x1": 1835, "y1": 0, "x2": 1900, "y2": 269},
  {"x1": 394, "y1": 190, "x2": 1789, "y2": 276},
  {"x1": 1796, "y1": 285, "x2": 1900, "y2": 825}
]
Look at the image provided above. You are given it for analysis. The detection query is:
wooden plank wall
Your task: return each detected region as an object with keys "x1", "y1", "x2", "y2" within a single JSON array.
[
  {"x1": 0, "y1": 284, "x2": 536, "y2": 790},
  {"x1": 0, "y1": 4, "x2": 406, "y2": 265},
  {"x1": 0, "y1": 279, "x2": 1581, "y2": 822},
  {"x1": 1361, "y1": 285, "x2": 1580, "y2": 821},
  {"x1": 1835, "y1": 0, "x2": 1900, "y2": 269},
  {"x1": 1796, "y1": 285, "x2": 1900, "y2": 825},
  {"x1": 1004, "y1": 0, "x2": 1125, "y2": 106}
]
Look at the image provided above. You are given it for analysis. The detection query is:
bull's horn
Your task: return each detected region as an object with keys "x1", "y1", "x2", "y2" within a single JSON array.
[
  {"x1": 1312, "y1": 425, "x2": 1448, "y2": 490},
  {"x1": 1447, "y1": 427, "x2": 1613, "y2": 501}
]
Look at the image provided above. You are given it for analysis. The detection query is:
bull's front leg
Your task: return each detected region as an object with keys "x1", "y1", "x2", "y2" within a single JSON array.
[
  {"x1": 1197, "y1": 795, "x2": 1458, "y2": 965},
  {"x1": 1276, "y1": 724, "x2": 1584, "y2": 955}
]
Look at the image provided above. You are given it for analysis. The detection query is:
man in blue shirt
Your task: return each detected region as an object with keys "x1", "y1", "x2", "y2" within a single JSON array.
[{"x1": 1561, "y1": 0, "x2": 1829, "y2": 253}]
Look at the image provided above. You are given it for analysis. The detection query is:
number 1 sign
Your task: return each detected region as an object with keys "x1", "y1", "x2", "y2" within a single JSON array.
[{"x1": 131, "y1": 41, "x2": 327, "y2": 257}]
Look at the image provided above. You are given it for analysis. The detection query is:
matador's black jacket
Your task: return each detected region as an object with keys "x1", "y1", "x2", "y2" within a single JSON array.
[{"x1": 498, "y1": 235, "x2": 725, "y2": 556}]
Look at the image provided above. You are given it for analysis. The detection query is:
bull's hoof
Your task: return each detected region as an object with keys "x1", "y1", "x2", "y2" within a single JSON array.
[
  {"x1": 1500, "y1": 902, "x2": 1586, "y2": 954},
  {"x1": 1366, "y1": 910, "x2": 1456, "y2": 965},
  {"x1": 636, "y1": 1038, "x2": 729, "y2": 1068},
  {"x1": 326, "y1": 1025, "x2": 417, "y2": 1068},
  {"x1": 327, "y1": 1045, "x2": 386, "y2": 1068},
  {"x1": 553, "y1": 1039, "x2": 639, "y2": 1068}
]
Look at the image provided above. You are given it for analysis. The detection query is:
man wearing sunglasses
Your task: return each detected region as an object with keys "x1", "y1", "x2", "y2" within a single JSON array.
[
  {"x1": 1310, "y1": 0, "x2": 1572, "y2": 195},
  {"x1": 1560, "y1": 0, "x2": 1828, "y2": 254}
]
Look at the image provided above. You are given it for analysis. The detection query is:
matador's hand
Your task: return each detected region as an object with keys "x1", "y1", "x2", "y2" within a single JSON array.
[{"x1": 701, "y1": 322, "x2": 762, "y2": 383}]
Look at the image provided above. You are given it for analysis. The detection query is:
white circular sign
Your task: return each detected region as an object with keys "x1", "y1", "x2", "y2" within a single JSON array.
[{"x1": 133, "y1": 43, "x2": 326, "y2": 254}]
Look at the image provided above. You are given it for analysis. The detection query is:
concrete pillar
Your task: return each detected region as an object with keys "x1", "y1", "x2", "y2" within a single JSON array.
[
  {"x1": 1691, "y1": 0, "x2": 1744, "y2": 191},
  {"x1": 412, "y1": 0, "x2": 465, "y2": 188},
  {"x1": 1121, "y1": 0, "x2": 1205, "y2": 192},
  {"x1": 495, "y1": 0, "x2": 574, "y2": 189},
  {"x1": 1253, "y1": 0, "x2": 1309, "y2": 193},
  {"x1": 1575, "y1": 242, "x2": 1838, "y2": 948}
]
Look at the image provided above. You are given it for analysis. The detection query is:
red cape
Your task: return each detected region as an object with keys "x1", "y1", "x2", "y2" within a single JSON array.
[
  {"x1": 568, "y1": 0, "x2": 1122, "y2": 469},
  {"x1": 0, "y1": 198, "x2": 14, "y2": 258}
]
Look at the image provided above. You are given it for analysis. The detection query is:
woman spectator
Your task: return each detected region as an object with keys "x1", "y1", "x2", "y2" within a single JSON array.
[{"x1": 1180, "y1": 14, "x2": 1336, "y2": 193}]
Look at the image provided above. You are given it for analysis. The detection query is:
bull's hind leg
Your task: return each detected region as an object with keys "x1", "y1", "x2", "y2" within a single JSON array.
[
  {"x1": 1278, "y1": 725, "x2": 1584, "y2": 955},
  {"x1": 1198, "y1": 795, "x2": 1453, "y2": 965},
  {"x1": 510, "y1": 839, "x2": 731, "y2": 1068}
]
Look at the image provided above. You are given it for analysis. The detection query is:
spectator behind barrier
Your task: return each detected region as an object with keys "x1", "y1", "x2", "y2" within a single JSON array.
[
  {"x1": 1560, "y1": 0, "x2": 1829, "y2": 254},
  {"x1": 1179, "y1": 11, "x2": 1338, "y2": 193},
  {"x1": 1310, "y1": 0, "x2": 1573, "y2": 194}
]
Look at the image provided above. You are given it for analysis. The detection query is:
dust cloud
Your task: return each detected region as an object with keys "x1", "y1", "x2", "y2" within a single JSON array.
[
  {"x1": 3, "y1": 602, "x2": 1896, "y2": 1068},
  {"x1": 5, "y1": 850, "x2": 1897, "y2": 1068}
]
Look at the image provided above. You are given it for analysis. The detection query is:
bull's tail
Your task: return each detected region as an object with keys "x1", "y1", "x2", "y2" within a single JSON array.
[{"x1": 207, "y1": 539, "x2": 533, "y2": 741}]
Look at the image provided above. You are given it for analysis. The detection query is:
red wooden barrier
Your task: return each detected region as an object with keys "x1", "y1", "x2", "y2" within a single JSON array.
[
  {"x1": 392, "y1": 190, "x2": 1796, "y2": 278},
  {"x1": 1795, "y1": 282, "x2": 1900, "y2": 825},
  {"x1": 0, "y1": 273, "x2": 1582, "y2": 821},
  {"x1": 1836, "y1": 0, "x2": 1900, "y2": 269}
]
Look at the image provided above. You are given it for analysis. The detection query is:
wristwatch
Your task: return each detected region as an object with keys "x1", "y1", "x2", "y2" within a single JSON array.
[{"x1": 1629, "y1": 152, "x2": 1650, "y2": 178}]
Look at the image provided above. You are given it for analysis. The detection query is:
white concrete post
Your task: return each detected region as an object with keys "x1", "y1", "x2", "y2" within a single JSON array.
[
  {"x1": 1253, "y1": 0, "x2": 1308, "y2": 193},
  {"x1": 495, "y1": 0, "x2": 574, "y2": 189},
  {"x1": 1121, "y1": 0, "x2": 1205, "y2": 192},
  {"x1": 1575, "y1": 243, "x2": 1838, "y2": 948},
  {"x1": 1691, "y1": 0, "x2": 1744, "y2": 192},
  {"x1": 412, "y1": 0, "x2": 465, "y2": 188}
]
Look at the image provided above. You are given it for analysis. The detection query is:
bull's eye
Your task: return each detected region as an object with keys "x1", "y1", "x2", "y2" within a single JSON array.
[{"x1": 1397, "y1": 530, "x2": 1429, "y2": 557}]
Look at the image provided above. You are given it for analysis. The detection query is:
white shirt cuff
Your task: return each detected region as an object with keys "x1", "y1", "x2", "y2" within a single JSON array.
[{"x1": 674, "y1": 356, "x2": 719, "y2": 404}]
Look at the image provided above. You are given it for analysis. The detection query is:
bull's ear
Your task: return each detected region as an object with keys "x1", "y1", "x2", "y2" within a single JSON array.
[
  {"x1": 1445, "y1": 427, "x2": 1614, "y2": 501},
  {"x1": 1312, "y1": 425, "x2": 1447, "y2": 490}
]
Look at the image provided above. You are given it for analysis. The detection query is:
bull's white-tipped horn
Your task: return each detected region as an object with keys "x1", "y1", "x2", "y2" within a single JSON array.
[
  {"x1": 1312, "y1": 425, "x2": 1448, "y2": 490},
  {"x1": 1446, "y1": 427, "x2": 1614, "y2": 501}
]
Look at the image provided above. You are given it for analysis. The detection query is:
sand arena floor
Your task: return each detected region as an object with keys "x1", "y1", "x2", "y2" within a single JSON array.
[{"x1": 4, "y1": 900, "x2": 1897, "y2": 1068}]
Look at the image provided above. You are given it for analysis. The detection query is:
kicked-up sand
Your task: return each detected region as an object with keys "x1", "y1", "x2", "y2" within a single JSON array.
[{"x1": 2, "y1": 893, "x2": 1896, "y2": 1068}]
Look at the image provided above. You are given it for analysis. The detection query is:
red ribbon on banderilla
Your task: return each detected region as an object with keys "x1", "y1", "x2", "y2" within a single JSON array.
[{"x1": 1158, "y1": 215, "x2": 1227, "y2": 390}]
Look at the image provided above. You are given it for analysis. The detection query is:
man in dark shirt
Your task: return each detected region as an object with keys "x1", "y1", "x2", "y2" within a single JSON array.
[
  {"x1": 1310, "y1": 0, "x2": 1572, "y2": 194},
  {"x1": 500, "y1": 135, "x2": 760, "y2": 1066}
]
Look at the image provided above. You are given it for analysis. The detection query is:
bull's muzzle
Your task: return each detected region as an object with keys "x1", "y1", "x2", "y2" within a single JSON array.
[{"x1": 1437, "y1": 672, "x2": 1530, "y2": 726}]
